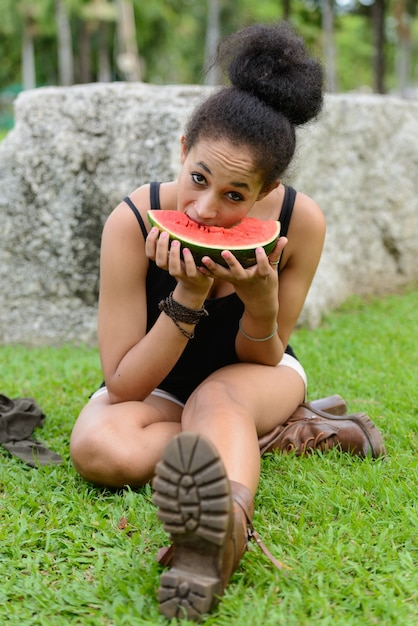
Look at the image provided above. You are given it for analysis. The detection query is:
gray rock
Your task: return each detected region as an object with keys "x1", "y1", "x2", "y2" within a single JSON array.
[
  {"x1": 0, "y1": 83, "x2": 417, "y2": 345},
  {"x1": 291, "y1": 94, "x2": 418, "y2": 327}
]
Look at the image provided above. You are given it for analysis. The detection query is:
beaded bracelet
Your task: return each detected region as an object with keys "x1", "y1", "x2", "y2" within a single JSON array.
[
  {"x1": 238, "y1": 318, "x2": 279, "y2": 342},
  {"x1": 159, "y1": 291, "x2": 208, "y2": 339}
]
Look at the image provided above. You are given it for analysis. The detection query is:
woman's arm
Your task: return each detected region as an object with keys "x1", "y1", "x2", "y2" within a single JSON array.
[
  {"x1": 232, "y1": 192, "x2": 325, "y2": 364},
  {"x1": 274, "y1": 192, "x2": 326, "y2": 350},
  {"x1": 97, "y1": 186, "x2": 211, "y2": 404}
]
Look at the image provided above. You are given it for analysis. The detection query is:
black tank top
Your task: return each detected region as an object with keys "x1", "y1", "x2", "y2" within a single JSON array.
[{"x1": 123, "y1": 183, "x2": 298, "y2": 403}]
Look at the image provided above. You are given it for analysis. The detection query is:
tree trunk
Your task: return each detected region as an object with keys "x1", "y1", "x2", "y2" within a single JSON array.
[
  {"x1": 78, "y1": 21, "x2": 92, "y2": 84},
  {"x1": 98, "y1": 21, "x2": 112, "y2": 82},
  {"x1": 55, "y1": 0, "x2": 74, "y2": 86},
  {"x1": 22, "y1": 18, "x2": 36, "y2": 90},
  {"x1": 204, "y1": 0, "x2": 221, "y2": 85},
  {"x1": 116, "y1": 0, "x2": 142, "y2": 81},
  {"x1": 372, "y1": 0, "x2": 386, "y2": 94},
  {"x1": 393, "y1": 0, "x2": 413, "y2": 96},
  {"x1": 322, "y1": 0, "x2": 337, "y2": 92},
  {"x1": 282, "y1": 0, "x2": 291, "y2": 20}
]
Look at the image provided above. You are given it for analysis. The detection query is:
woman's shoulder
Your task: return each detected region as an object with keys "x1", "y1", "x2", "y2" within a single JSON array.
[
  {"x1": 104, "y1": 181, "x2": 178, "y2": 232},
  {"x1": 256, "y1": 184, "x2": 325, "y2": 271},
  {"x1": 279, "y1": 188, "x2": 325, "y2": 271},
  {"x1": 290, "y1": 189, "x2": 326, "y2": 238},
  {"x1": 129, "y1": 181, "x2": 178, "y2": 213},
  {"x1": 255, "y1": 184, "x2": 325, "y2": 230}
]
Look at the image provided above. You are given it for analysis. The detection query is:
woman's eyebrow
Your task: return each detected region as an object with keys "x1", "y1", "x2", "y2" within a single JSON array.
[
  {"x1": 195, "y1": 160, "x2": 211, "y2": 174},
  {"x1": 195, "y1": 161, "x2": 250, "y2": 191}
]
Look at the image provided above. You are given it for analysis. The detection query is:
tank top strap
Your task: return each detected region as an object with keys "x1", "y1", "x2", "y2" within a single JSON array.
[
  {"x1": 123, "y1": 182, "x2": 162, "y2": 241},
  {"x1": 124, "y1": 182, "x2": 294, "y2": 243},
  {"x1": 278, "y1": 185, "x2": 297, "y2": 238},
  {"x1": 149, "y1": 181, "x2": 162, "y2": 210}
]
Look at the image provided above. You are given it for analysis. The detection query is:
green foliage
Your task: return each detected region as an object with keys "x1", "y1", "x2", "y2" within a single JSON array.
[
  {"x1": 334, "y1": 15, "x2": 374, "y2": 91},
  {"x1": 0, "y1": 36, "x2": 21, "y2": 90},
  {"x1": 134, "y1": 0, "x2": 208, "y2": 84},
  {"x1": 1, "y1": 287, "x2": 417, "y2": 624},
  {"x1": 0, "y1": 0, "x2": 417, "y2": 95}
]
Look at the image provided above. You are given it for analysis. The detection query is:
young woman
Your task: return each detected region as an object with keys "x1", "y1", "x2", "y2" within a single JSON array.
[{"x1": 70, "y1": 21, "x2": 385, "y2": 621}]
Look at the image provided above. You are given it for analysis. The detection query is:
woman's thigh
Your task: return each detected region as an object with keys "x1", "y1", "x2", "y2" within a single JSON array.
[
  {"x1": 72, "y1": 388, "x2": 183, "y2": 437},
  {"x1": 70, "y1": 389, "x2": 184, "y2": 485},
  {"x1": 184, "y1": 360, "x2": 306, "y2": 437}
]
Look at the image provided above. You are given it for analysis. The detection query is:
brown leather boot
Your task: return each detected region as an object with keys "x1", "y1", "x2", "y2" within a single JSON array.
[
  {"x1": 152, "y1": 432, "x2": 284, "y2": 621},
  {"x1": 259, "y1": 398, "x2": 386, "y2": 458},
  {"x1": 152, "y1": 432, "x2": 248, "y2": 620},
  {"x1": 220, "y1": 480, "x2": 255, "y2": 590},
  {"x1": 306, "y1": 394, "x2": 348, "y2": 415}
]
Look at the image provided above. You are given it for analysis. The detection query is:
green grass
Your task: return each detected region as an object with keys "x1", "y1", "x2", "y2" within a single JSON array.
[{"x1": 1, "y1": 286, "x2": 417, "y2": 625}]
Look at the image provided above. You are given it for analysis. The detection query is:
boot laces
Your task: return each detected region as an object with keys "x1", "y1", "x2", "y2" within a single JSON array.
[{"x1": 300, "y1": 431, "x2": 329, "y2": 453}]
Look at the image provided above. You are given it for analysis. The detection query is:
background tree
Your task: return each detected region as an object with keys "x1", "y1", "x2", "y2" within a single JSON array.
[
  {"x1": 393, "y1": 0, "x2": 416, "y2": 95},
  {"x1": 0, "y1": 0, "x2": 417, "y2": 100},
  {"x1": 282, "y1": 0, "x2": 291, "y2": 20},
  {"x1": 78, "y1": 0, "x2": 118, "y2": 82},
  {"x1": 17, "y1": 0, "x2": 53, "y2": 89},
  {"x1": 322, "y1": 0, "x2": 338, "y2": 92},
  {"x1": 55, "y1": 0, "x2": 74, "y2": 85},
  {"x1": 204, "y1": 0, "x2": 221, "y2": 85},
  {"x1": 116, "y1": 0, "x2": 142, "y2": 81},
  {"x1": 372, "y1": 0, "x2": 386, "y2": 93}
]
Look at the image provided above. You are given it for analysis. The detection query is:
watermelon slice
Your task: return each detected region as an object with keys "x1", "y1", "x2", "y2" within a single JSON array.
[{"x1": 147, "y1": 210, "x2": 281, "y2": 268}]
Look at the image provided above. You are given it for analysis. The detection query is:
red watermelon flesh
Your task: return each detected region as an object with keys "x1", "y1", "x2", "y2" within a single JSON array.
[{"x1": 147, "y1": 210, "x2": 281, "y2": 268}]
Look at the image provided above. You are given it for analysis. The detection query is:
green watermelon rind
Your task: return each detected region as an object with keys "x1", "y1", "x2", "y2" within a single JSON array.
[{"x1": 147, "y1": 210, "x2": 281, "y2": 268}]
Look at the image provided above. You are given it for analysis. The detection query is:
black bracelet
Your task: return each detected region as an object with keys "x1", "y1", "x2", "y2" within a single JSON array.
[{"x1": 158, "y1": 291, "x2": 208, "y2": 339}]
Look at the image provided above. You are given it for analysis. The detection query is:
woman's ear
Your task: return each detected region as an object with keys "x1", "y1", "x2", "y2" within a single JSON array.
[
  {"x1": 180, "y1": 136, "x2": 188, "y2": 163},
  {"x1": 257, "y1": 180, "x2": 280, "y2": 201}
]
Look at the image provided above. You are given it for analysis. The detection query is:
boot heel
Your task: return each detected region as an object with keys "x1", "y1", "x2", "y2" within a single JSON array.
[
  {"x1": 152, "y1": 432, "x2": 232, "y2": 620},
  {"x1": 308, "y1": 394, "x2": 348, "y2": 415},
  {"x1": 158, "y1": 568, "x2": 222, "y2": 620}
]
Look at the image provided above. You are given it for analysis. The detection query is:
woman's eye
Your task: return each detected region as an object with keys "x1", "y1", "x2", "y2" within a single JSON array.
[
  {"x1": 227, "y1": 191, "x2": 244, "y2": 202},
  {"x1": 191, "y1": 172, "x2": 206, "y2": 185}
]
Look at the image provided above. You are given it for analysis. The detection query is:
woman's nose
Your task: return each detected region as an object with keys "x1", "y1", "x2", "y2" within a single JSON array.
[{"x1": 194, "y1": 195, "x2": 218, "y2": 220}]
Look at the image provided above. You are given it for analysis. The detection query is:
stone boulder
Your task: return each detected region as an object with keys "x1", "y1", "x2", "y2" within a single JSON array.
[
  {"x1": 0, "y1": 83, "x2": 417, "y2": 345},
  {"x1": 292, "y1": 94, "x2": 418, "y2": 326}
]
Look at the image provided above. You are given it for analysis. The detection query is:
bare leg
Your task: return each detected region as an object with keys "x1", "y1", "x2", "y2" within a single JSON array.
[
  {"x1": 70, "y1": 362, "x2": 304, "y2": 489},
  {"x1": 182, "y1": 361, "x2": 305, "y2": 494},
  {"x1": 152, "y1": 362, "x2": 304, "y2": 620},
  {"x1": 70, "y1": 392, "x2": 183, "y2": 487}
]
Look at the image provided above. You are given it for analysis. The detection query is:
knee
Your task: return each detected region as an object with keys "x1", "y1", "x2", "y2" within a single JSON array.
[
  {"x1": 191, "y1": 378, "x2": 237, "y2": 410},
  {"x1": 69, "y1": 422, "x2": 107, "y2": 483},
  {"x1": 184, "y1": 378, "x2": 246, "y2": 428},
  {"x1": 70, "y1": 420, "x2": 141, "y2": 488}
]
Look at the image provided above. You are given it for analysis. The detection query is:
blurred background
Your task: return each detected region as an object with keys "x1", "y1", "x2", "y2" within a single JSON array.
[{"x1": 0, "y1": 0, "x2": 417, "y2": 135}]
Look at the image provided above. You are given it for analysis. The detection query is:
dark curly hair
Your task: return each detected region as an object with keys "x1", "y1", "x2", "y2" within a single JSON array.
[{"x1": 184, "y1": 21, "x2": 324, "y2": 190}]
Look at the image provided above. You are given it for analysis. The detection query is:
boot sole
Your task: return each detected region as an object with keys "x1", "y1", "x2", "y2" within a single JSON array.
[{"x1": 152, "y1": 432, "x2": 231, "y2": 621}]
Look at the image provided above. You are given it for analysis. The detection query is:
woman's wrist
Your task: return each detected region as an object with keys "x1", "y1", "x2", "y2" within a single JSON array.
[
  {"x1": 238, "y1": 318, "x2": 278, "y2": 342},
  {"x1": 238, "y1": 310, "x2": 279, "y2": 342},
  {"x1": 159, "y1": 291, "x2": 208, "y2": 339},
  {"x1": 172, "y1": 284, "x2": 209, "y2": 311}
]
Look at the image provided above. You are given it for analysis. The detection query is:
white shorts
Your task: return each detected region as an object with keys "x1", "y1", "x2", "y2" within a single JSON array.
[
  {"x1": 90, "y1": 353, "x2": 307, "y2": 407},
  {"x1": 278, "y1": 352, "x2": 308, "y2": 394},
  {"x1": 90, "y1": 385, "x2": 185, "y2": 407}
]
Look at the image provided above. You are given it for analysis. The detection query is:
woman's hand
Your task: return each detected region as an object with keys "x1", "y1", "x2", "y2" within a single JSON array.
[
  {"x1": 145, "y1": 227, "x2": 213, "y2": 297},
  {"x1": 199, "y1": 237, "x2": 288, "y2": 317}
]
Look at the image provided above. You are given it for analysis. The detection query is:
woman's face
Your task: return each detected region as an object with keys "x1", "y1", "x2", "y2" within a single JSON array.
[{"x1": 177, "y1": 137, "x2": 266, "y2": 228}]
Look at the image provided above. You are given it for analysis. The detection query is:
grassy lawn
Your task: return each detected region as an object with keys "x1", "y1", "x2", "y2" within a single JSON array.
[{"x1": 1, "y1": 286, "x2": 417, "y2": 625}]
